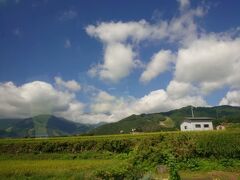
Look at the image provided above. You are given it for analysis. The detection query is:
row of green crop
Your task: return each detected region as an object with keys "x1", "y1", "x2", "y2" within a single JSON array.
[
  {"x1": 0, "y1": 131, "x2": 164, "y2": 143},
  {"x1": 0, "y1": 139, "x2": 135, "y2": 154},
  {"x1": 0, "y1": 131, "x2": 239, "y2": 159}
]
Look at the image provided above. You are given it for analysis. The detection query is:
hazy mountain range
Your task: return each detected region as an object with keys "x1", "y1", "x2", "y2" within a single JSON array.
[{"x1": 0, "y1": 115, "x2": 99, "y2": 138}]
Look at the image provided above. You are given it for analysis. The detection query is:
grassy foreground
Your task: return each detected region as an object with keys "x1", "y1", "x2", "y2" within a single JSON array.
[
  {"x1": 0, "y1": 159, "x2": 126, "y2": 179},
  {"x1": 0, "y1": 153, "x2": 239, "y2": 179},
  {"x1": 0, "y1": 130, "x2": 240, "y2": 179}
]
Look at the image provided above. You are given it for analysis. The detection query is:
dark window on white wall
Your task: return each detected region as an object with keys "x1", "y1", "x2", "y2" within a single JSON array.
[
  {"x1": 204, "y1": 124, "x2": 209, "y2": 128},
  {"x1": 184, "y1": 126, "x2": 187, "y2": 129},
  {"x1": 195, "y1": 124, "x2": 201, "y2": 128}
]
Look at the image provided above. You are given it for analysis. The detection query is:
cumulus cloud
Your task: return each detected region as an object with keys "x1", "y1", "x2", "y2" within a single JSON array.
[
  {"x1": 90, "y1": 90, "x2": 134, "y2": 116},
  {"x1": 219, "y1": 90, "x2": 240, "y2": 106},
  {"x1": 55, "y1": 77, "x2": 81, "y2": 92},
  {"x1": 140, "y1": 50, "x2": 175, "y2": 83},
  {"x1": 86, "y1": 0, "x2": 205, "y2": 82},
  {"x1": 88, "y1": 43, "x2": 137, "y2": 82},
  {"x1": 88, "y1": 87, "x2": 207, "y2": 123},
  {"x1": 90, "y1": 91, "x2": 116, "y2": 114},
  {"x1": 0, "y1": 81, "x2": 84, "y2": 119},
  {"x1": 174, "y1": 35, "x2": 240, "y2": 94},
  {"x1": 166, "y1": 80, "x2": 198, "y2": 98},
  {"x1": 55, "y1": 101, "x2": 85, "y2": 122},
  {"x1": 131, "y1": 89, "x2": 207, "y2": 114},
  {"x1": 86, "y1": 7, "x2": 202, "y2": 45},
  {"x1": 0, "y1": 80, "x2": 207, "y2": 124},
  {"x1": 86, "y1": 20, "x2": 152, "y2": 43}
]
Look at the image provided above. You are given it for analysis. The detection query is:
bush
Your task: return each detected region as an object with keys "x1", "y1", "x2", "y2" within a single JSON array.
[
  {"x1": 178, "y1": 158, "x2": 200, "y2": 170},
  {"x1": 169, "y1": 167, "x2": 180, "y2": 180},
  {"x1": 219, "y1": 158, "x2": 234, "y2": 167},
  {"x1": 95, "y1": 164, "x2": 142, "y2": 180}
]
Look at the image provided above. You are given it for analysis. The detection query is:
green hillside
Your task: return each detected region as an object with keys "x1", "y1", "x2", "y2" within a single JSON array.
[
  {"x1": 91, "y1": 113, "x2": 176, "y2": 135},
  {"x1": 162, "y1": 105, "x2": 240, "y2": 126},
  {"x1": 92, "y1": 105, "x2": 240, "y2": 135},
  {"x1": 0, "y1": 119, "x2": 21, "y2": 130},
  {"x1": 0, "y1": 115, "x2": 94, "y2": 138}
]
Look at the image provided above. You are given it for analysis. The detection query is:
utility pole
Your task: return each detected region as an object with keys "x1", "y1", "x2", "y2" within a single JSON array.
[{"x1": 191, "y1": 106, "x2": 195, "y2": 118}]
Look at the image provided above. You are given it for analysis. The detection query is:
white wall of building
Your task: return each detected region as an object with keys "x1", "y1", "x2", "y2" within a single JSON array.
[{"x1": 180, "y1": 121, "x2": 213, "y2": 131}]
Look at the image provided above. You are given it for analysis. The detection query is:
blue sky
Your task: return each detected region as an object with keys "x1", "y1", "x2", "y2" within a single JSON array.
[{"x1": 0, "y1": 0, "x2": 240, "y2": 123}]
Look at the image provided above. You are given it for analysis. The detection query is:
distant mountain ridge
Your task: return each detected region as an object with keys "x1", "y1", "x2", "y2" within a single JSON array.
[
  {"x1": 91, "y1": 105, "x2": 240, "y2": 135},
  {"x1": 1, "y1": 105, "x2": 240, "y2": 137},
  {"x1": 0, "y1": 115, "x2": 96, "y2": 138}
]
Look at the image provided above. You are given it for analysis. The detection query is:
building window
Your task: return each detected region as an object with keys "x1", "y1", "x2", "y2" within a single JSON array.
[
  {"x1": 184, "y1": 126, "x2": 187, "y2": 129},
  {"x1": 195, "y1": 124, "x2": 201, "y2": 128},
  {"x1": 204, "y1": 124, "x2": 209, "y2": 128}
]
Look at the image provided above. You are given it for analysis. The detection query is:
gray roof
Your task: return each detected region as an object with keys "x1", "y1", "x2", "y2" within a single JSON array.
[
  {"x1": 186, "y1": 117, "x2": 214, "y2": 120},
  {"x1": 183, "y1": 117, "x2": 214, "y2": 122}
]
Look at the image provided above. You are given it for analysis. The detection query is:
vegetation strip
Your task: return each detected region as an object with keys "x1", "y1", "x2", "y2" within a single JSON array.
[{"x1": 0, "y1": 130, "x2": 239, "y2": 179}]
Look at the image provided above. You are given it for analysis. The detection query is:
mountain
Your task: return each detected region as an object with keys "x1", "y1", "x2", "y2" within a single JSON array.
[
  {"x1": 1, "y1": 105, "x2": 240, "y2": 137},
  {"x1": 91, "y1": 105, "x2": 240, "y2": 135},
  {"x1": 0, "y1": 115, "x2": 95, "y2": 138}
]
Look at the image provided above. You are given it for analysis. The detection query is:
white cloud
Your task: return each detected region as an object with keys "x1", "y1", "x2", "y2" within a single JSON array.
[
  {"x1": 174, "y1": 35, "x2": 240, "y2": 94},
  {"x1": 167, "y1": 8, "x2": 203, "y2": 45},
  {"x1": 86, "y1": 20, "x2": 153, "y2": 43},
  {"x1": 88, "y1": 87, "x2": 207, "y2": 123},
  {"x1": 90, "y1": 91, "x2": 116, "y2": 114},
  {"x1": 55, "y1": 77, "x2": 81, "y2": 92},
  {"x1": 88, "y1": 43, "x2": 137, "y2": 82},
  {"x1": 0, "y1": 81, "x2": 84, "y2": 119},
  {"x1": 85, "y1": 0, "x2": 205, "y2": 83},
  {"x1": 87, "y1": 65, "x2": 98, "y2": 78},
  {"x1": 55, "y1": 101, "x2": 85, "y2": 122},
  {"x1": 85, "y1": 7, "x2": 202, "y2": 45},
  {"x1": 76, "y1": 113, "x2": 110, "y2": 124},
  {"x1": 140, "y1": 50, "x2": 175, "y2": 83},
  {"x1": 80, "y1": 0, "x2": 211, "y2": 122},
  {"x1": 131, "y1": 89, "x2": 207, "y2": 114},
  {"x1": 219, "y1": 90, "x2": 240, "y2": 106},
  {"x1": 90, "y1": 90, "x2": 132, "y2": 115},
  {"x1": 79, "y1": 88, "x2": 135, "y2": 123},
  {"x1": 177, "y1": 0, "x2": 190, "y2": 11},
  {"x1": 166, "y1": 80, "x2": 198, "y2": 98},
  {"x1": 0, "y1": 80, "x2": 208, "y2": 124},
  {"x1": 95, "y1": 91, "x2": 115, "y2": 102}
]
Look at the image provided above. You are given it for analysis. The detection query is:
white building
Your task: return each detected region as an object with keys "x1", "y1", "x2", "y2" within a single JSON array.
[{"x1": 180, "y1": 117, "x2": 214, "y2": 131}]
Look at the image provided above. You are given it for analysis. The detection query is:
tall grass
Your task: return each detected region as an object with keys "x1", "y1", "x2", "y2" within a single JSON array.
[{"x1": 0, "y1": 159, "x2": 126, "y2": 179}]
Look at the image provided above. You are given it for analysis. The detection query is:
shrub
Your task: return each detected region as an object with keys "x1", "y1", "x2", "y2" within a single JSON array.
[{"x1": 95, "y1": 164, "x2": 142, "y2": 180}]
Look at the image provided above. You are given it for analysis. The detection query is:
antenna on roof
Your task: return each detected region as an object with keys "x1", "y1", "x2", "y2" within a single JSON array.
[{"x1": 191, "y1": 106, "x2": 195, "y2": 118}]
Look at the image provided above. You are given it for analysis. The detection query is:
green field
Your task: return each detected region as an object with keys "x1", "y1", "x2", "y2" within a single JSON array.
[
  {"x1": 0, "y1": 130, "x2": 240, "y2": 179},
  {"x1": 0, "y1": 157, "x2": 239, "y2": 179},
  {"x1": 0, "y1": 159, "x2": 126, "y2": 179}
]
